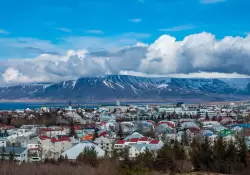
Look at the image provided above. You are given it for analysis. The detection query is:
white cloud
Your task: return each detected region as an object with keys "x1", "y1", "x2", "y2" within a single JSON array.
[
  {"x1": 200, "y1": 0, "x2": 226, "y2": 4},
  {"x1": 1, "y1": 32, "x2": 250, "y2": 84},
  {"x1": 55, "y1": 28, "x2": 72, "y2": 33},
  {"x1": 130, "y1": 18, "x2": 142, "y2": 23},
  {"x1": 120, "y1": 71, "x2": 250, "y2": 78},
  {"x1": 159, "y1": 25, "x2": 197, "y2": 32},
  {"x1": 2, "y1": 67, "x2": 51, "y2": 84},
  {"x1": 84, "y1": 30, "x2": 104, "y2": 34},
  {"x1": 0, "y1": 29, "x2": 9, "y2": 35}
]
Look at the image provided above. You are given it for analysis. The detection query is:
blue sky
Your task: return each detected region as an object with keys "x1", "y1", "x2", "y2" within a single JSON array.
[
  {"x1": 1, "y1": 0, "x2": 249, "y2": 49},
  {"x1": 1, "y1": 0, "x2": 250, "y2": 83}
]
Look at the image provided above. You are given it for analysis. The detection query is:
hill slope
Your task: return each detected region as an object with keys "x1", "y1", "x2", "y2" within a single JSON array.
[{"x1": 1, "y1": 75, "x2": 250, "y2": 102}]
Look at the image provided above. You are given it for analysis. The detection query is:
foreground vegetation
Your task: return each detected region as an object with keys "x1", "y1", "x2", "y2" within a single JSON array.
[{"x1": 1, "y1": 136, "x2": 250, "y2": 175}]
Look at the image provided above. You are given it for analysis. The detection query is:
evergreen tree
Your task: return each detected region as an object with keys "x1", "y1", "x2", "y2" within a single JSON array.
[
  {"x1": 181, "y1": 129, "x2": 189, "y2": 146},
  {"x1": 172, "y1": 140, "x2": 186, "y2": 160},
  {"x1": 190, "y1": 137, "x2": 202, "y2": 170},
  {"x1": 58, "y1": 155, "x2": 65, "y2": 163},
  {"x1": 69, "y1": 120, "x2": 77, "y2": 138},
  {"x1": 0, "y1": 146, "x2": 6, "y2": 160},
  {"x1": 200, "y1": 137, "x2": 213, "y2": 167},
  {"x1": 213, "y1": 137, "x2": 228, "y2": 173},
  {"x1": 238, "y1": 136, "x2": 248, "y2": 167},
  {"x1": 77, "y1": 146, "x2": 98, "y2": 167},
  {"x1": 136, "y1": 147, "x2": 154, "y2": 170},
  {"x1": 64, "y1": 154, "x2": 68, "y2": 161},
  {"x1": 111, "y1": 147, "x2": 119, "y2": 160},
  {"x1": 150, "y1": 115, "x2": 154, "y2": 121},
  {"x1": 205, "y1": 112, "x2": 209, "y2": 120},
  {"x1": 117, "y1": 123, "x2": 124, "y2": 139},
  {"x1": 155, "y1": 143, "x2": 173, "y2": 172},
  {"x1": 161, "y1": 113, "x2": 165, "y2": 120},
  {"x1": 120, "y1": 147, "x2": 130, "y2": 167},
  {"x1": 148, "y1": 125, "x2": 156, "y2": 139},
  {"x1": 92, "y1": 128, "x2": 99, "y2": 141},
  {"x1": 8, "y1": 149, "x2": 15, "y2": 161},
  {"x1": 226, "y1": 139, "x2": 238, "y2": 173}
]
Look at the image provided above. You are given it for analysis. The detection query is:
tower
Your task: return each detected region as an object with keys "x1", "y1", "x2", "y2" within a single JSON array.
[
  {"x1": 116, "y1": 98, "x2": 120, "y2": 106},
  {"x1": 68, "y1": 100, "x2": 72, "y2": 111}
]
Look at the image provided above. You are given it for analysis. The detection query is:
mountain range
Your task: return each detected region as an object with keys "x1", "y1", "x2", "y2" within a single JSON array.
[{"x1": 1, "y1": 75, "x2": 250, "y2": 102}]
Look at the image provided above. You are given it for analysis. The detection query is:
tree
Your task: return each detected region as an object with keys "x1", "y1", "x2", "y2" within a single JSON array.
[
  {"x1": 92, "y1": 128, "x2": 99, "y2": 141},
  {"x1": 154, "y1": 143, "x2": 174, "y2": 172},
  {"x1": 213, "y1": 137, "x2": 228, "y2": 173},
  {"x1": 161, "y1": 113, "x2": 165, "y2": 120},
  {"x1": 190, "y1": 137, "x2": 202, "y2": 171},
  {"x1": 1, "y1": 146, "x2": 6, "y2": 160},
  {"x1": 200, "y1": 137, "x2": 213, "y2": 168},
  {"x1": 117, "y1": 123, "x2": 124, "y2": 139},
  {"x1": 172, "y1": 140, "x2": 186, "y2": 160},
  {"x1": 148, "y1": 125, "x2": 156, "y2": 139},
  {"x1": 69, "y1": 120, "x2": 77, "y2": 138},
  {"x1": 226, "y1": 139, "x2": 238, "y2": 173},
  {"x1": 8, "y1": 150, "x2": 15, "y2": 161},
  {"x1": 57, "y1": 155, "x2": 65, "y2": 163},
  {"x1": 205, "y1": 112, "x2": 209, "y2": 121},
  {"x1": 120, "y1": 147, "x2": 131, "y2": 168},
  {"x1": 238, "y1": 136, "x2": 248, "y2": 167},
  {"x1": 77, "y1": 146, "x2": 98, "y2": 167},
  {"x1": 181, "y1": 129, "x2": 189, "y2": 146},
  {"x1": 64, "y1": 154, "x2": 68, "y2": 160}
]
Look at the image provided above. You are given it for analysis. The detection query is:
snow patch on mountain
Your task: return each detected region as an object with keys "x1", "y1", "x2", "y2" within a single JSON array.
[{"x1": 157, "y1": 84, "x2": 168, "y2": 89}]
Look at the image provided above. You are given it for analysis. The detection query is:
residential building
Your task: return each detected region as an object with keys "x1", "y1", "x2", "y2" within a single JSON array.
[
  {"x1": 61, "y1": 141, "x2": 105, "y2": 160},
  {"x1": 93, "y1": 136, "x2": 114, "y2": 153},
  {"x1": 0, "y1": 146, "x2": 28, "y2": 162}
]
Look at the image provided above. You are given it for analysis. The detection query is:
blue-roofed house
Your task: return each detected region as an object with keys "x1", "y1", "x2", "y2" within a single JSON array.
[
  {"x1": 0, "y1": 146, "x2": 28, "y2": 162},
  {"x1": 129, "y1": 144, "x2": 147, "y2": 158},
  {"x1": 100, "y1": 115, "x2": 115, "y2": 122},
  {"x1": 124, "y1": 132, "x2": 143, "y2": 141}
]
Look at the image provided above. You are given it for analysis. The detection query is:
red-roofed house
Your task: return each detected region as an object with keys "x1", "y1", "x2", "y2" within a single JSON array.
[
  {"x1": 148, "y1": 139, "x2": 164, "y2": 148},
  {"x1": 137, "y1": 137, "x2": 152, "y2": 144},
  {"x1": 114, "y1": 140, "x2": 126, "y2": 149},
  {"x1": 38, "y1": 136, "x2": 73, "y2": 159}
]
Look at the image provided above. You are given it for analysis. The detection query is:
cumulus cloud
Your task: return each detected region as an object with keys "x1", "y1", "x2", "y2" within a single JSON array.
[{"x1": 1, "y1": 32, "x2": 250, "y2": 84}]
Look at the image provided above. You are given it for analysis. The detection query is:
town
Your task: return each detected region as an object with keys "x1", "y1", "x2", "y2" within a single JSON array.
[{"x1": 0, "y1": 100, "x2": 250, "y2": 164}]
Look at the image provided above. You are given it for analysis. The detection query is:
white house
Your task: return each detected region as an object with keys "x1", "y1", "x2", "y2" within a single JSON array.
[
  {"x1": 93, "y1": 136, "x2": 114, "y2": 153},
  {"x1": 61, "y1": 141, "x2": 105, "y2": 160},
  {"x1": 39, "y1": 136, "x2": 73, "y2": 159},
  {"x1": 0, "y1": 139, "x2": 7, "y2": 147}
]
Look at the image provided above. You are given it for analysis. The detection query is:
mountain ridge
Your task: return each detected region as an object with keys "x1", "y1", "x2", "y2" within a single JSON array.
[{"x1": 1, "y1": 75, "x2": 250, "y2": 102}]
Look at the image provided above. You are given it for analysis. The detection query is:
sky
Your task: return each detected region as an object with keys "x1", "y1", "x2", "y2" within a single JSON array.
[{"x1": 1, "y1": 0, "x2": 250, "y2": 84}]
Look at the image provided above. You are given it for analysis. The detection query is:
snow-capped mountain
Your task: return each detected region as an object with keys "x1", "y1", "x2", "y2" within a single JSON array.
[{"x1": 1, "y1": 75, "x2": 250, "y2": 102}]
